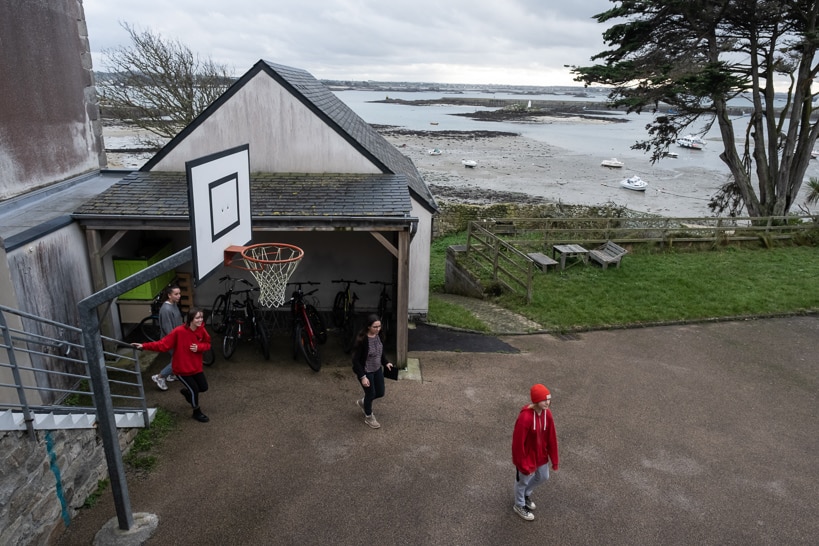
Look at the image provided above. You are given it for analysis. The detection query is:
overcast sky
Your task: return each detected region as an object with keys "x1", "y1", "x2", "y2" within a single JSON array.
[{"x1": 83, "y1": 0, "x2": 615, "y2": 86}]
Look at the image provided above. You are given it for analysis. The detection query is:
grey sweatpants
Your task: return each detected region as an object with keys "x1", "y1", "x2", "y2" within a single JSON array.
[{"x1": 514, "y1": 463, "x2": 550, "y2": 507}]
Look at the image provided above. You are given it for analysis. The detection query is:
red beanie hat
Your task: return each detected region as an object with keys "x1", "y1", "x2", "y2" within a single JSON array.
[{"x1": 530, "y1": 384, "x2": 550, "y2": 403}]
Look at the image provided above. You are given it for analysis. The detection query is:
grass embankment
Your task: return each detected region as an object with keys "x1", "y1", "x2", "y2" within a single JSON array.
[{"x1": 428, "y1": 232, "x2": 819, "y2": 332}]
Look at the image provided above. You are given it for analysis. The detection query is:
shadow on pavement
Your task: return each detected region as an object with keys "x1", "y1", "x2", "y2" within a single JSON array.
[{"x1": 408, "y1": 322, "x2": 520, "y2": 353}]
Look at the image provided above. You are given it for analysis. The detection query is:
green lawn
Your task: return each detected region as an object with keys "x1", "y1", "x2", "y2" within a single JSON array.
[{"x1": 429, "y1": 233, "x2": 819, "y2": 331}]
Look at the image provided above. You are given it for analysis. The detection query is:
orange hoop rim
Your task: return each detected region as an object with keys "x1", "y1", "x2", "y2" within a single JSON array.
[{"x1": 224, "y1": 243, "x2": 304, "y2": 271}]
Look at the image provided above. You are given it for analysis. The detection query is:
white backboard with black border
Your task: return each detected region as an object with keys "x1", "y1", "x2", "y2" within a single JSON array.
[{"x1": 186, "y1": 144, "x2": 252, "y2": 285}]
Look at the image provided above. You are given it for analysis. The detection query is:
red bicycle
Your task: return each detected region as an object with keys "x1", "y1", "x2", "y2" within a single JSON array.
[{"x1": 287, "y1": 282, "x2": 326, "y2": 372}]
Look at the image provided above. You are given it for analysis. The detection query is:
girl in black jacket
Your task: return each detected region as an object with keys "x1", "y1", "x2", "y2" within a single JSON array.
[{"x1": 352, "y1": 314, "x2": 394, "y2": 429}]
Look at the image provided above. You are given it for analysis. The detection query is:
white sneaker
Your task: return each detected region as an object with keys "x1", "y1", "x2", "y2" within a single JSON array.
[
  {"x1": 513, "y1": 504, "x2": 535, "y2": 521},
  {"x1": 364, "y1": 414, "x2": 381, "y2": 429},
  {"x1": 525, "y1": 496, "x2": 536, "y2": 510},
  {"x1": 166, "y1": 374, "x2": 177, "y2": 382},
  {"x1": 151, "y1": 374, "x2": 168, "y2": 391}
]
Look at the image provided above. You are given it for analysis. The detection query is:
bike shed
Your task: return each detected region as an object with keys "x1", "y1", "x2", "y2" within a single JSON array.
[{"x1": 74, "y1": 60, "x2": 438, "y2": 367}]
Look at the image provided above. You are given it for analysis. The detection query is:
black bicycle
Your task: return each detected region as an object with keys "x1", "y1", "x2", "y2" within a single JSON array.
[
  {"x1": 210, "y1": 275, "x2": 269, "y2": 360},
  {"x1": 371, "y1": 280, "x2": 393, "y2": 342},
  {"x1": 208, "y1": 275, "x2": 254, "y2": 335},
  {"x1": 331, "y1": 278, "x2": 364, "y2": 353},
  {"x1": 287, "y1": 282, "x2": 326, "y2": 371}
]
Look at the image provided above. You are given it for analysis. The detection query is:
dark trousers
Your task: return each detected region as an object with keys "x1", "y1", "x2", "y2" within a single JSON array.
[
  {"x1": 360, "y1": 366, "x2": 385, "y2": 416},
  {"x1": 177, "y1": 372, "x2": 208, "y2": 410}
]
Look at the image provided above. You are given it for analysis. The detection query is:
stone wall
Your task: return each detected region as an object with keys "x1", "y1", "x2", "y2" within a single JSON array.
[
  {"x1": 444, "y1": 245, "x2": 485, "y2": 299},
  {"x1": 432, "y1": 201, "x2": 634, "y2": 238},
  {"x1": 0, "y1": 427, "x2": 138, "y2": 546}
]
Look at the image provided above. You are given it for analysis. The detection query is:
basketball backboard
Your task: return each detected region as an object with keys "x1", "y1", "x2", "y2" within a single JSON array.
[{"x1": 186, "y1": 144, "x2": 252, "y2": 285}]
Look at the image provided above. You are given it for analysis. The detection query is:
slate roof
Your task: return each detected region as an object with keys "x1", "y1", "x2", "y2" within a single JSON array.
[
  {"x1": 73, "y1": 171, "x2": 412, "y2": 224},
  {"x1": 141, "y1": 60, "x2": 437, "y2": 214}
]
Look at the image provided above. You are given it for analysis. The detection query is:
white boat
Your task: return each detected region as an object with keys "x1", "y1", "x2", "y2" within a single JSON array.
[
  {"x1": 601, "y1": 158, "x2": 624, "y2": 168},
  {"x1": 811, "y1": 150, "x2": 818, "y2": 159},
  {"x1": 428, "y1": 148, "x2": 442, "y2": 156},
  {"x1": 663, "y1": 151, "x2": 679, "y2": 159},
  {"x1": 462, "y1": 159, "x2": 477, "y2": 168},
  {"x1": 677, "y1": 135, "x2": 705, "y2": 149},
  {"x1": 620, "y1": 175, "x2": 648, "y2": 191}
]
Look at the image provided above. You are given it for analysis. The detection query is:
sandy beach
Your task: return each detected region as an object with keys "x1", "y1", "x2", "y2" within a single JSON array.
[
  {"x1": 102, "y1": 122, "x2": 816, "y2": 218},
  {"x1": 379, "y1": 129, "x2": 730, "y2": 217}
]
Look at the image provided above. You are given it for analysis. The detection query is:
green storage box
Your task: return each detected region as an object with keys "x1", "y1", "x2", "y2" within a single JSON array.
[{"x1": 113, "y1": 241, "x2": 176, "y2": 300}]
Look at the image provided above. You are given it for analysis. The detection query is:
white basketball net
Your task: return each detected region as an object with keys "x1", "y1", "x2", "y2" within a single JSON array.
[{"x1": 242, "y1": 245, "x2": 303, "y2": 308}]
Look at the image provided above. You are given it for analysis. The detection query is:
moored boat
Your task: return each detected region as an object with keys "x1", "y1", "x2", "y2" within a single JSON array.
[
  {"x1": 620, "y1": 175, "x2": 648, "y2": 191},
  {"x1": 601, "y1": 158, "x2": 624, "y2": 168},
  {"x1": 677, "y1": 135, "x2": 705, "y2": 149},
  {"x1": 428, "y1": 148, "x2": 442, "y2": 156},
  {"x1": 462, "y1": 159, "x2": 477, "y2": 168}
]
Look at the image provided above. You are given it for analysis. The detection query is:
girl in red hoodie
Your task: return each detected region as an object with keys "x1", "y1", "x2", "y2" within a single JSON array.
[
  {"x1": 511, "y1": 384, "x2": 559, "y2": 521},
  {"x1": 133, "y1": 308, "x2": 212, "y2": 422}
]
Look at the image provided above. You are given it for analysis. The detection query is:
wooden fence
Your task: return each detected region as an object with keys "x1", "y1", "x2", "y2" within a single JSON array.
[
  {"x1": 464, "y1": 222, "x2": 537, "y2": 302},
  {"x1": 461, "y1": 215, "x2": 818, "y2": 302}
]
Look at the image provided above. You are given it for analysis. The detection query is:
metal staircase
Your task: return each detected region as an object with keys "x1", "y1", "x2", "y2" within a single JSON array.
[{"x1": 1, "y1": 304, "x2": 155, "y2": 433}]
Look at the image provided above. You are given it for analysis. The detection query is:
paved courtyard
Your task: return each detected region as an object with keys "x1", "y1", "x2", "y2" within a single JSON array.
[{"x1": 58, "y1": 316, "x2": 819, "y2": 545}]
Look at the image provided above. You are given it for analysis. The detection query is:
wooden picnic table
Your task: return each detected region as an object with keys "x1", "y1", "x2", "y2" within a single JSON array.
[{"x1": 552, "y1": 244, "x2": 589, "y2": 270}]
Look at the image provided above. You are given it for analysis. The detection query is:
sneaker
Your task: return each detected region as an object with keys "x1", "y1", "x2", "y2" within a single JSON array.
[
  {"x1": 364, "y1": 414, "x2": 381, "y2": 429},
  {"x1": 513, "y1": 504, "x2": 535, "y2": 521},
  {"x1": 166, "y1": 374, "x2": 177, "y2": 382},
  {"x1": 151, "y1": 374, "x2": 168, "y2": 391},
  {"x1": 525, "y1": 496, "x2": 536, "y2": 510},
  {"x1": 356, "y1": 398, "x2": 365, "y2": 415}
]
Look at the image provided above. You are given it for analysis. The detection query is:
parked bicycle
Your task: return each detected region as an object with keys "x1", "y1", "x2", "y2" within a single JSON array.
[
  {"x1": 371, "y1": 280, "x2": 393, "y2": 343},
  {"x1": 331, "y1": 278, "x2": 364, "y2": 353},
  {"x1": 208, "y1": 275, "x2": 253, "y2": 334},
  {"x1": 138, "y1": 277, "x2": 214, "y2": 365},
  {"x1": 209, "y1": 275, "x2": 269, "y2": 360},
  {"x1": 288, "y1": 282, "x2": 326, "y2": 371}
]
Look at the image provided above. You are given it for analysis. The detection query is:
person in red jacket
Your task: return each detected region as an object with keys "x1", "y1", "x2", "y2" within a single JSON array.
[
  {"x1": 511, "y1": 383, "x2": 559, "y2": 521},
  {"x1": 133, "y1": 308, "x2": 212, "y2": 423}
]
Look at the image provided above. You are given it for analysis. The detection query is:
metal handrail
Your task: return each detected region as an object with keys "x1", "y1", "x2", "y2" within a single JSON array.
[{"x1": 0, "y1": 304, "x2": 150, "y2": 435}]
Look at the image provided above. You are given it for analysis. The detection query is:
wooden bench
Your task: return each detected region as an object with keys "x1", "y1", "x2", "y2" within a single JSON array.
[
  {"x1": 527, "y1": 252, "x2": 559, "y2": 272},
  {"x1": 588, "y1": 241, "x2": 628, "y2": 269}
]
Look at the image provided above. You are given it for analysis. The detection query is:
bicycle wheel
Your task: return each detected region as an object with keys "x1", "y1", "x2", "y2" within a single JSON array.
[
  {"x1": 209, "y1": 295, "x2": 228, "y2": 334},
  {"x1": 298, "y1": 323, "x2": 322, "y2": 372},
  {"x1": 341, "y1": 308, "x2": 357, "y2": 353},
  {"x1": 332, "y1": 291, "x2": 346, "y2": 327},
  {"x1": 256, "y1": 313, "x2": 270, "y2": 360},
  {"x1": 222, "y1": 321, "x2": 238, "y2": 359},
  {"x1": 139, "y1": 316, "x2": 161, "y2": 342},
  {"x1": 292, "y1": 323, "x2": 301, "y2": 360},
  {"x1": 202, "y1": 348, "x2": 215, "y2": 366},
  {"x1": 306, "y1": 305, "x2": 327, "y2": 344}
]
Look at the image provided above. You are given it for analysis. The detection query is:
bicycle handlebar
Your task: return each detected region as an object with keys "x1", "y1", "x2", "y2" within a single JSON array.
[
  {"x1": 331, "y1": 279, "x2": 365, "y2": 285},
  {"x1": 218, "y1": 275, "x2": 254, "y2": 287}
]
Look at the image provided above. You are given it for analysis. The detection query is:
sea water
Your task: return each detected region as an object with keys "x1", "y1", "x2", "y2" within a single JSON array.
[{"x1": 334, "y1": 89, "x2": 816, "y2": 178}]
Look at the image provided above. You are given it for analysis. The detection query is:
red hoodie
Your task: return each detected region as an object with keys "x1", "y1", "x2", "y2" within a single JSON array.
[
  {"x1": 141, "y1": 324, "x2": 211, "y2": 376},
  {"x1": 512, "y1": 406, "x2": 559, "y2": 475}
]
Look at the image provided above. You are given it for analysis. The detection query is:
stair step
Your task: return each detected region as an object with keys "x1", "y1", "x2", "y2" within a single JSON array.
[{"x1": 0, "y1": 408, "x2": 157, "y2": 431}]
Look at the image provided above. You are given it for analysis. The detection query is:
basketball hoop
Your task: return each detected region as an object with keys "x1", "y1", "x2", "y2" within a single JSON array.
[{"x1": 224, "y1": 243, "x2": 304, "y2": 308}]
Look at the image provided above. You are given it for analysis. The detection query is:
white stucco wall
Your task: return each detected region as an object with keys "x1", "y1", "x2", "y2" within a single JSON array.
[
  {"x1": 409, "y1": 200, "x2": 432, "y2": 316},
  {"x1": 149, "y1": 76, "x2": 381, "y2": 174}
]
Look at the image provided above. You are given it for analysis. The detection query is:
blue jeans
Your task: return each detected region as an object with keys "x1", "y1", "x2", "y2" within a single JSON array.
[
  {"x1": 515, "y1": 463, "x2": 550, "y2": 507},
  {"x1": 360, "y1": 366, "x2": 385, "y2": 416}
]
